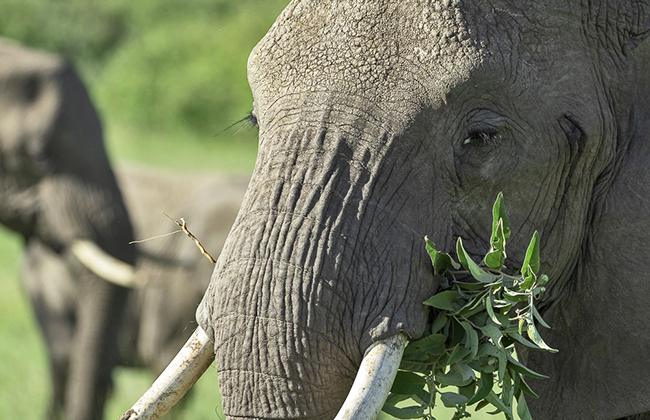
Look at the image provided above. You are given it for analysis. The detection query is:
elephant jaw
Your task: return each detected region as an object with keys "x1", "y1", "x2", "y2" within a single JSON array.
[
  {"x1": 70, "y1": 239, "x2": 144, "y2": 288},
  {"x1": 119, "y1": 327, "x2": 407, "y2": 420}
]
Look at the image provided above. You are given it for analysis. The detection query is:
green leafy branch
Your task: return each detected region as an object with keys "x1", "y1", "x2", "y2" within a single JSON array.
[{"x1": 382, "y1": 193, "x2": 557, "y2": 420}]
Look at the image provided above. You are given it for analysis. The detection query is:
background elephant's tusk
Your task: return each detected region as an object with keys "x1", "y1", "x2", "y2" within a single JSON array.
[
  {"x1": 334, "y1": 333, "x2": 408, "y2": 420},
  {"x1": 70, "y1": 240, "x2": 142, "y2": 288},
  {"x1": 119, "y1": 326, "x2": 215, "y2": 420}
]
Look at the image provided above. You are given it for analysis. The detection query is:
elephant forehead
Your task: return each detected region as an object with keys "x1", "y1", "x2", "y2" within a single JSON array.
[{"x1": 248, "y1": 0, "x2": 560, "y2": 121}]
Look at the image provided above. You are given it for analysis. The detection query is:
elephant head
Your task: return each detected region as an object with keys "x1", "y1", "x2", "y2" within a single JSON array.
[
  {"x1": 0, "y1": 39, "x2": 136, "y2": 420},
  {"x1": 126, "y1": 0, "x2": 650, "y2": 419}
]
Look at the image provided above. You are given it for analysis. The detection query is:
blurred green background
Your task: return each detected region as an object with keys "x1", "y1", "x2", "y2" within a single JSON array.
[{"x1": 0, "y1": 1, "x2": 502, "y2": 419}]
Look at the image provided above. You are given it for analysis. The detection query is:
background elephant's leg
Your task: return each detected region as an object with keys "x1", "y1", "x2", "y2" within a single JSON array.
[
  {"x1": 617, "y1": 414, "x2": 650, "y2": 420},
  {"x1": 21, "y1": 239, "x2": 75, "y2": 420},
  {"x1": 64, "y1": 267, "x2": 128, "y2": 420}
]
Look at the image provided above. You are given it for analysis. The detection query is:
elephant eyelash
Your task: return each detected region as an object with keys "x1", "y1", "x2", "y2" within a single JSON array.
[
  {"x1": 462, "y1": 130, "x2": 501, "y2": 146},
  {"x1": 213, "y1": 111, "x2": 258, "y2": 137}
]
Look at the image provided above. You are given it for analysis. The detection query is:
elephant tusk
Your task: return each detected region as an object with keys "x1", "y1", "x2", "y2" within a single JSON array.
[
  {"x1": 70, "y1": 239, "x2": 143, "y2": 288},
  {"x1": 119, "y1": 326, "x2": 215, "y2": 420},
  {"x1": 334, "y1": 333, "x2": 408, "y2": 420}
]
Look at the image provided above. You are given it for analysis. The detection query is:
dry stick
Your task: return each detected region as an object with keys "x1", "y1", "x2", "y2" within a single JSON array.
[{"x1": 163, "y1": 212, "x2": 217, "y2": 265}]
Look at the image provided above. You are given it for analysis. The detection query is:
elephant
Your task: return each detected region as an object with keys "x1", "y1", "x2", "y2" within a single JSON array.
[
  {"x1": 0, "y1": 38, "x2": 249, "y2": 419},
  {"x1": 113, "y1": 165, "x2": 248, "y2": 375},
  {"x1": 18, "y1": 163, "x2": 248, "y2": 419},
  {"x1": 123, "y1": 0, "x2": 650, "y2": 420},
  {"x1": 0, "y1": 38, "x2": 136, "y2": 420}
]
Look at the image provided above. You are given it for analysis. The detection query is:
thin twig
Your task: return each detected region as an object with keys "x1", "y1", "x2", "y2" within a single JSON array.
[
  {"x1": 129, "y1": 230, "x2": 182, "y2": 244},
  {"x1": 163, "y1": 212, "x2": 217, "y2": 265}
]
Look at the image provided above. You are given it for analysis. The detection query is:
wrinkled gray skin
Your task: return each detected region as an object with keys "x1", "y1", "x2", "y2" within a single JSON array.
[
  {"x1": 194, "y1": 1, "x2": 650, "y2": 419},
  {"x1": 0, "y1": 39, "x2": 135, "y2": 420}
]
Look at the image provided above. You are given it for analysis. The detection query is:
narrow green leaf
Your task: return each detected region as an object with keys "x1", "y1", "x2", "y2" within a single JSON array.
[
  {"x1": 506, "y1": 353, "x2": 549, "y2": 379},
  {"x1": 532, "y1": 304, "x2": 550, "y2": 329},
  {"x1": 459, "y1": 321, "x2": 480, "y2": 360},
  {"x1": 517, "y1": 393, "x2": 534, "y2": 420},
  {"x1": 516, "y1": 372, "x2": 540, "y2": 398},
  {"x1": 521, "y1": 231, "x2": 540, "y2": 276},
  {"x1": 431, "y1": 312, "x2": 448, "y2": 334},
  {"x1": 485, "y1": 390, "x2": 513, "y2": 420},
  {"x1": 485, "y1": 293, "x2": 503, "y2": 326},
  {"x1": 448, "y1": 345, "x2": 472, "y2": 366},
  {"x1": 403, "y1": 334, "x2": 447, "y2": 361},
  {"x1": 497, "y1": 346, "x2": 507, "y2": 384},
  {"x1": 457, "y1": 362, "x2": 477, "y2": 382},
  {"x1": 456, "y1": 238, "x2": 496, "y2": 283},
  {"x1": 381, "y1": 402, "x2": 427, "y2": 419},
  {"x1": 525, "y1": 313, "x2": 558, "y2": 353},
  {"x1": 491, "y1": 192, "x2": 511, "y2": 243},
  {"x1": 509, "y1": 332, "x2": 543, "y2": 351},
  {"x1": 425, "y1": 236, "x2": 460, "y2": 275},
  {"x1": 467, "y1": 371, "x2": 494, "y2": 405},
  {"x1": 424, "y1": 290, "x2": 458, "y2": 311},
  {"x1": 390, "y1": 371, "x2": 427, "y2": 395},
  {"x1": 436, "y1": 371, "x2": 473, "y2": 387},
  {"x1": 440, "y1": 392, "x2": 469, "y2": 408}
]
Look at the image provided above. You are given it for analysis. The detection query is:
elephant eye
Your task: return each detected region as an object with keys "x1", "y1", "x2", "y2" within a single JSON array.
[{"x1": 462, "y1": 129, "x2": 501, "y2": 147}]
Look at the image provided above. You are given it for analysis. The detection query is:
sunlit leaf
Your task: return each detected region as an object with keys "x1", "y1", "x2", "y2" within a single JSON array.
[
  {"x1": 491, "y1": 192, "x2": 511, "y2": 244},
  {"x1": 521, "y1": 231, "x2": 540, "y2": 277},
  {"x1": 525, "y1": 313, "x2": 558, "y2": 353},
  {"x1": 426, "y1": 236, "x2": 460, "y2": 275},
  {"x1": 456, "y1": 238, "x2": 496, "y2": 283}
]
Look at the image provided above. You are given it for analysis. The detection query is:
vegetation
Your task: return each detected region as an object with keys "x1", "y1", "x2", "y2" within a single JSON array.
[{"x1": 384, "y1": 194, "x2": 555, "y2": 420}]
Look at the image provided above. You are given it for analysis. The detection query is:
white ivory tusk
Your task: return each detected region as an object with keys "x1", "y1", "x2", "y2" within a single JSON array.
[
  {"x1": 119, "y1": 326, "x2": 215, "y2": 420},
  {"x1": 70, "y1": 239, "x2": 142, "y2": 288},
  {"x1": 334, "y1": 333, "x2": 408, "y2": 420}
]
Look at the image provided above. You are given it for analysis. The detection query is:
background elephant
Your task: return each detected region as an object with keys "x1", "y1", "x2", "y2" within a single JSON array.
[
  {"x1": 172, "y1": 0, "x2": 650, "y2": 419},
  {"x1": 0, "y1": 39, "x2": 249, "y2": 419},
  {"x1": 0, "y1": 39, "x2": 135, "y2": 420},
  {"x1": 114, "y1": 165, "x2": 248, "y2": 376}
]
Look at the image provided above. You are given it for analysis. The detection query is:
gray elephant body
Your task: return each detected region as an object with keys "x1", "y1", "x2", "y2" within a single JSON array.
[
  {"x1": 14, "y1": 164, "x2": 248, "y2": 419},
  {"x1": 193, "y1": 1, "x2": 650, "y2": 419},
  {"x1": 0, "y1": 39, "x2": 248, "y2": 419},
  {"x1": 0, "y1": 38, "x2": 135, "y2": 420}
]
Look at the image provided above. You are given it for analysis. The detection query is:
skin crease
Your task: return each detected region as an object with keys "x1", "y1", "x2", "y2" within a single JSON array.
[{"x1": 194, "y1": 1, "x2": 650, "y2": 419}]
